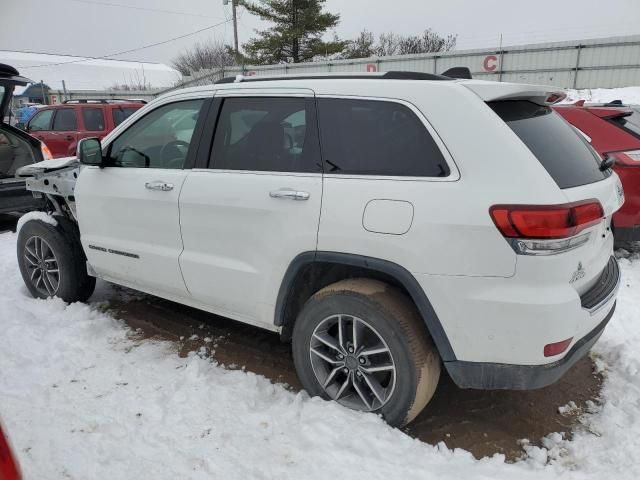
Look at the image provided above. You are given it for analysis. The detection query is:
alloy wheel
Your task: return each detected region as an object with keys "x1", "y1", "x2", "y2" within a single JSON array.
[
  {"x1": 23, "y1": 235, "x2": 60, "y2": 296},
  {"x1": 309, "y1": 314, "x2": 397, "y2": 412}
]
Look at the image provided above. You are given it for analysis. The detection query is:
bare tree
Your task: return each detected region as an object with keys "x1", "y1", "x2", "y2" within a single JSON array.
[
  {"x1": 108, "y1": 71, "x2": 151, "y2": 91},
  {"x1": 376, "y1": 32, "x2": 401, "y2": 57},
  {"x1": 171, "y1": 39, "x2": 236, "y2": 76},
  {"x1": 397, "y1": 29, "x2": 457, "y2": 55},
  {"x1": 342, "y1": 29, "x2": 457, "y2": 59},
  {"x1": 342, "y1": 29, "x2": 376, "y2": 59}
]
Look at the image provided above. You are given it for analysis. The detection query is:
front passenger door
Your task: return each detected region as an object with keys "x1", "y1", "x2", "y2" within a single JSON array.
[{"x1": 75, "y1": 98, "x2": 207, "y2": 298}]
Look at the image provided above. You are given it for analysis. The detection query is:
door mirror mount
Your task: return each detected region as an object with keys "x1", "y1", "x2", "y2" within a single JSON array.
[{"x1": 77, "y1": 137, "x2": 104, "y2": 167}]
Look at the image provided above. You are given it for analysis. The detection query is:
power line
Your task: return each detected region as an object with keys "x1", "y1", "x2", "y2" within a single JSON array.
[
  {"x1": 16, "y1": 19, "x2": 233, "y2": 69},
  {"x1": 65, "y1": 0, "x2": 224, "y2": 19}
]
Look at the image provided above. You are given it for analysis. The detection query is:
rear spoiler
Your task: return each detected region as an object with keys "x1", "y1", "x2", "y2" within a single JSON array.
[
  {"x1": 587, "y1": 107, "x2": 633, "y2": 119},
  {"x1": 461, "y1": 80, "x2": 567, "y2": 106}
]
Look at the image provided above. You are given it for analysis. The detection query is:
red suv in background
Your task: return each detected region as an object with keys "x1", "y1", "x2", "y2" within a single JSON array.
[
  {"x1": 555, "y1": 101, "x2": 640, "y2": 244},
  {"x1": 24, "y1": 99, "x2": 145, "y2": 158}
]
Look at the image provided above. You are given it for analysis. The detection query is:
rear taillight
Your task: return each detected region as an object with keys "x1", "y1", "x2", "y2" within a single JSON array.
[
  {"x1": 490, "y1": 200, "x2": 604, "y2": 255},
  {"x1": 0, "y1": 424, "x2": 21, "y2": 480},
  {"x1": 40, "y1": 142, "x2": 53, "y2": 161}
]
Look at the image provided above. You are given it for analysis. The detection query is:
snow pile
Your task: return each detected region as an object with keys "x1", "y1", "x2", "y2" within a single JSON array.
[
  {"x1": 564, "y1": 86, "x2": 640, "y2": 105},
  {"x1": 1, "y1": 229, "x2": 640, "y2": 479},
  {"x1": 16, "y1": 211, "x2": 58, "y2": 233}
]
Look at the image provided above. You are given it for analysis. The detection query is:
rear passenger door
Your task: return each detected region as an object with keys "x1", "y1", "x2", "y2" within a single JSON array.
[
  {"x1": 47, "y1": 107, "x2": 79, "y2": 157},
  {"x1": 179, "y1": 90, "x2": 323, "y2": 328},
  {"x1": 80, "y1": 106, "x2": 107, "y2": 142}
]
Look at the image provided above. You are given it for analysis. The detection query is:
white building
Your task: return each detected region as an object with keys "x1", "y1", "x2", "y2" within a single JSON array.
[{"x1": 0, "y1": 50, "x2": 180, "y2": 92}]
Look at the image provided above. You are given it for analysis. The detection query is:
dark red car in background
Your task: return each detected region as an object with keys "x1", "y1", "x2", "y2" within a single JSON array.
[
  {"x1": 555, "y1": 101, "x2": 640, "y2": 244},
  {"x1": 0, "y1": 421, "x2": 21, "y2": 480},
  {"x1": 24, "y1": 99, "x2": 145, "y2": 158}
]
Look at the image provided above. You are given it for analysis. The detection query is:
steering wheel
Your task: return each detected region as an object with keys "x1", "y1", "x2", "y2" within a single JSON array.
[{"x1": 159, "y1": 140, "x2": 190, "y2": 168}]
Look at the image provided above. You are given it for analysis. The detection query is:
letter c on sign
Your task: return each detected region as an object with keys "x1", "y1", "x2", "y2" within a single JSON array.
[{"x1": 483, "y1": 55, "x2": 498, "y2": 72}]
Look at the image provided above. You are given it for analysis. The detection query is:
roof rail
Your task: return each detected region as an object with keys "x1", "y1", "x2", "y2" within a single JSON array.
[
  {"x1": 214, "y1": 70, "x2": 462, "y2": 85},
  {"x1": 62, "y1": 99, "x2": 147, "y2": 104}
]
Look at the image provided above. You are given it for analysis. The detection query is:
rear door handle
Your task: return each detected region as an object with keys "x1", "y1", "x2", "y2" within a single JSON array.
[
  {"x1": 269, "y1": 188, "x2": 310, "y2": 201},
  {"x1": 66, "y1": 135, "x2": 74, "y2": 141},
  {"x1": 145, "y1": 181, "x2": 174, "y2": 191}
]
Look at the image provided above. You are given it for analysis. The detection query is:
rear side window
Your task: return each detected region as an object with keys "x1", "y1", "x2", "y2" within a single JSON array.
[
  {"x1": 609, "y1": 110, "x2": 640, "y2": 139},
  {"x1": 490, "y1": 101, "x2": 609, "y2": 188},
  {"x1": 316, "y1": 98, "x2": 449, "y2": 177},
  {"x1": 82, "y1": 108, "x2": 105, "y2": 131},
  {"x1": 210, "y1": 97, "x2": 320, "y2": 173},
  {"x1": 112, "y1": 107, "x2": 139, "y2": 127},
  {"x1": 52, "y1": 109, "x2": 77, "y2": 131}
]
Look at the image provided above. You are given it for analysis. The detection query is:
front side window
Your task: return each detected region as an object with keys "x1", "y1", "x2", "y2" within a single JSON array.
[
  {"x1": 52, "y1": 109, "x2": 78, "y2": 131},
  {"x1": 82, "y1": 108, "x2": 105, "y2": 131},
  {"x1": 210, "y1": 97, "x2": 320, "y2": 173},
  {"x1": 107, "y1": 99, "x2": 204, "y2": 169},
  {"x1": 28, "y1": 109, "x2": 53, "y2": 131},
  {"x1": 316, "y1": 98, "x2": 449, "y2": 177}
]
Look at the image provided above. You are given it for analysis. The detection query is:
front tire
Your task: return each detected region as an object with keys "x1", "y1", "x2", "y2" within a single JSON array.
[
  {"x1": 17, "y1": 218, "x2": 96, "y2": 303},
  {"x1": 292, "y1": 278, "x2": 440, "y2": 427}
]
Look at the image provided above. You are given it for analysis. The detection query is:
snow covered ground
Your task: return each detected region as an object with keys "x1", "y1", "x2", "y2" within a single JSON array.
[
  {"x1": 564, "y1": 86, "x2": 640, "y2": 105},
  {"x1": 1, "y1": 232, "x2": 640, "y2": 479}
]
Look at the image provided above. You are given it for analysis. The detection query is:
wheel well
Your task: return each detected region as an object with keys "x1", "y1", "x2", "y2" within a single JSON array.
[
  {"x1": 276, "y1": 252, "x2": 456, "y2": 362},
  {"x1": 278, "y1": 261, "x2": 407, "y2": 341}
]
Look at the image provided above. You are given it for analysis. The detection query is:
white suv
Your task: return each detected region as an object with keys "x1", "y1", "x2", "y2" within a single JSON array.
[{"x1": 16, "y1": 71, "x2": 624, "y2": 427}]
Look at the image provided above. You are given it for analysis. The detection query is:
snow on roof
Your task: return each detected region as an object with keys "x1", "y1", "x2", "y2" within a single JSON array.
[{"x1": 0, "y1": 50, "x2": 181, "y2": 91}]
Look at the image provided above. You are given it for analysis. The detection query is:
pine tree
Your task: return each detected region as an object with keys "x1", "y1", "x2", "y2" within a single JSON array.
[{"x1": 242, "y1": 0, "x2": 345, "y2": 64}]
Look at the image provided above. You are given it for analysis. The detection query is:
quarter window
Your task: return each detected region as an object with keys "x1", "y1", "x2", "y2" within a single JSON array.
[
  {"x1": 316, "y1": 98, "x2": 449, "y2": 177},
  {"x1": 107, "y1": 99, "x2": 204, "y2": 169},
  {"x1": 28, "y1": 110, "x2": 53, "y2": 131},
  {"x1": 52, "y1": 109, "x2": 78, "y2": 131},
  {"x1": 82, "y1": 108, "x2": 106, "y2": 131},
  {"x1": 210, "y1": 97, "x2": 320, "y2": 173},
  {"x1": 112, "y1": 107, "x2": 139, "y2": 127}
]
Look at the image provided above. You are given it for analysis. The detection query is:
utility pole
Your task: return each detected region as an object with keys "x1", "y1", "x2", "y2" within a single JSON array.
[
  {"x1": 62, "y1": 80, "x2": 68, "y2": 102},
  {"x1": 232, "y1": 0, "x2": 239, "y2": 57},
  {"x1": 223, "y1": 0, "x2": 240, "y2": 57},
  {"x1": 40, "y1": 80, "x2": 47, "y2": 105}
]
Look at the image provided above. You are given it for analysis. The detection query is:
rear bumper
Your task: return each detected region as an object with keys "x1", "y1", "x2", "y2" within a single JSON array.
[{"x1": 445, "y1": 302, "x2": 615, "y2": 389}]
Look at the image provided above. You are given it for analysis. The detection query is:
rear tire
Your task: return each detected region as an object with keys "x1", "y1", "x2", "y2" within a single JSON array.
[
  {"x1": 17, "y1": 217, "x2": 96, "y2": 303},
  {"x1": 292, "y1": 278, "x2": 440, "y2": 427}
]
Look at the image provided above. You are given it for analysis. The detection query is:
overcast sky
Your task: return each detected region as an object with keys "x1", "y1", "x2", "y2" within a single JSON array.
[{"x1": 3, "y1": 0, "x2": 640, "y2": 67}]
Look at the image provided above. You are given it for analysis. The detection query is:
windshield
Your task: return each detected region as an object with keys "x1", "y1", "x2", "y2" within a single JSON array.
[{"x1": 490, "y1": 100, "x2": 610, "y2": 189}]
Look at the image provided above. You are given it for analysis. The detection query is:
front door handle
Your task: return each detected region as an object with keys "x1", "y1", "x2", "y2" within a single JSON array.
[
  {"x1": 269, "y1": 188, "x2": 310, "y2": 201},
  {"x1": 145, "y1": 181, "x2": 174, "y2": 191}
]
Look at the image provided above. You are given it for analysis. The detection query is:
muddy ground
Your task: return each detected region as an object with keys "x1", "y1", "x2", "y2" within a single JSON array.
[
  {"x1": 1, "y1": 214, "x2": 602, "y2": 461},
  {"x1": 99, "y1": 285, "x2": 602, "y2": 461}
]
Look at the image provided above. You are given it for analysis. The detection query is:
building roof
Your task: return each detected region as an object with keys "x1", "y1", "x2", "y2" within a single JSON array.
[{"x1": 0, "y1": 51, "x2": 180, "y2": 92}]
